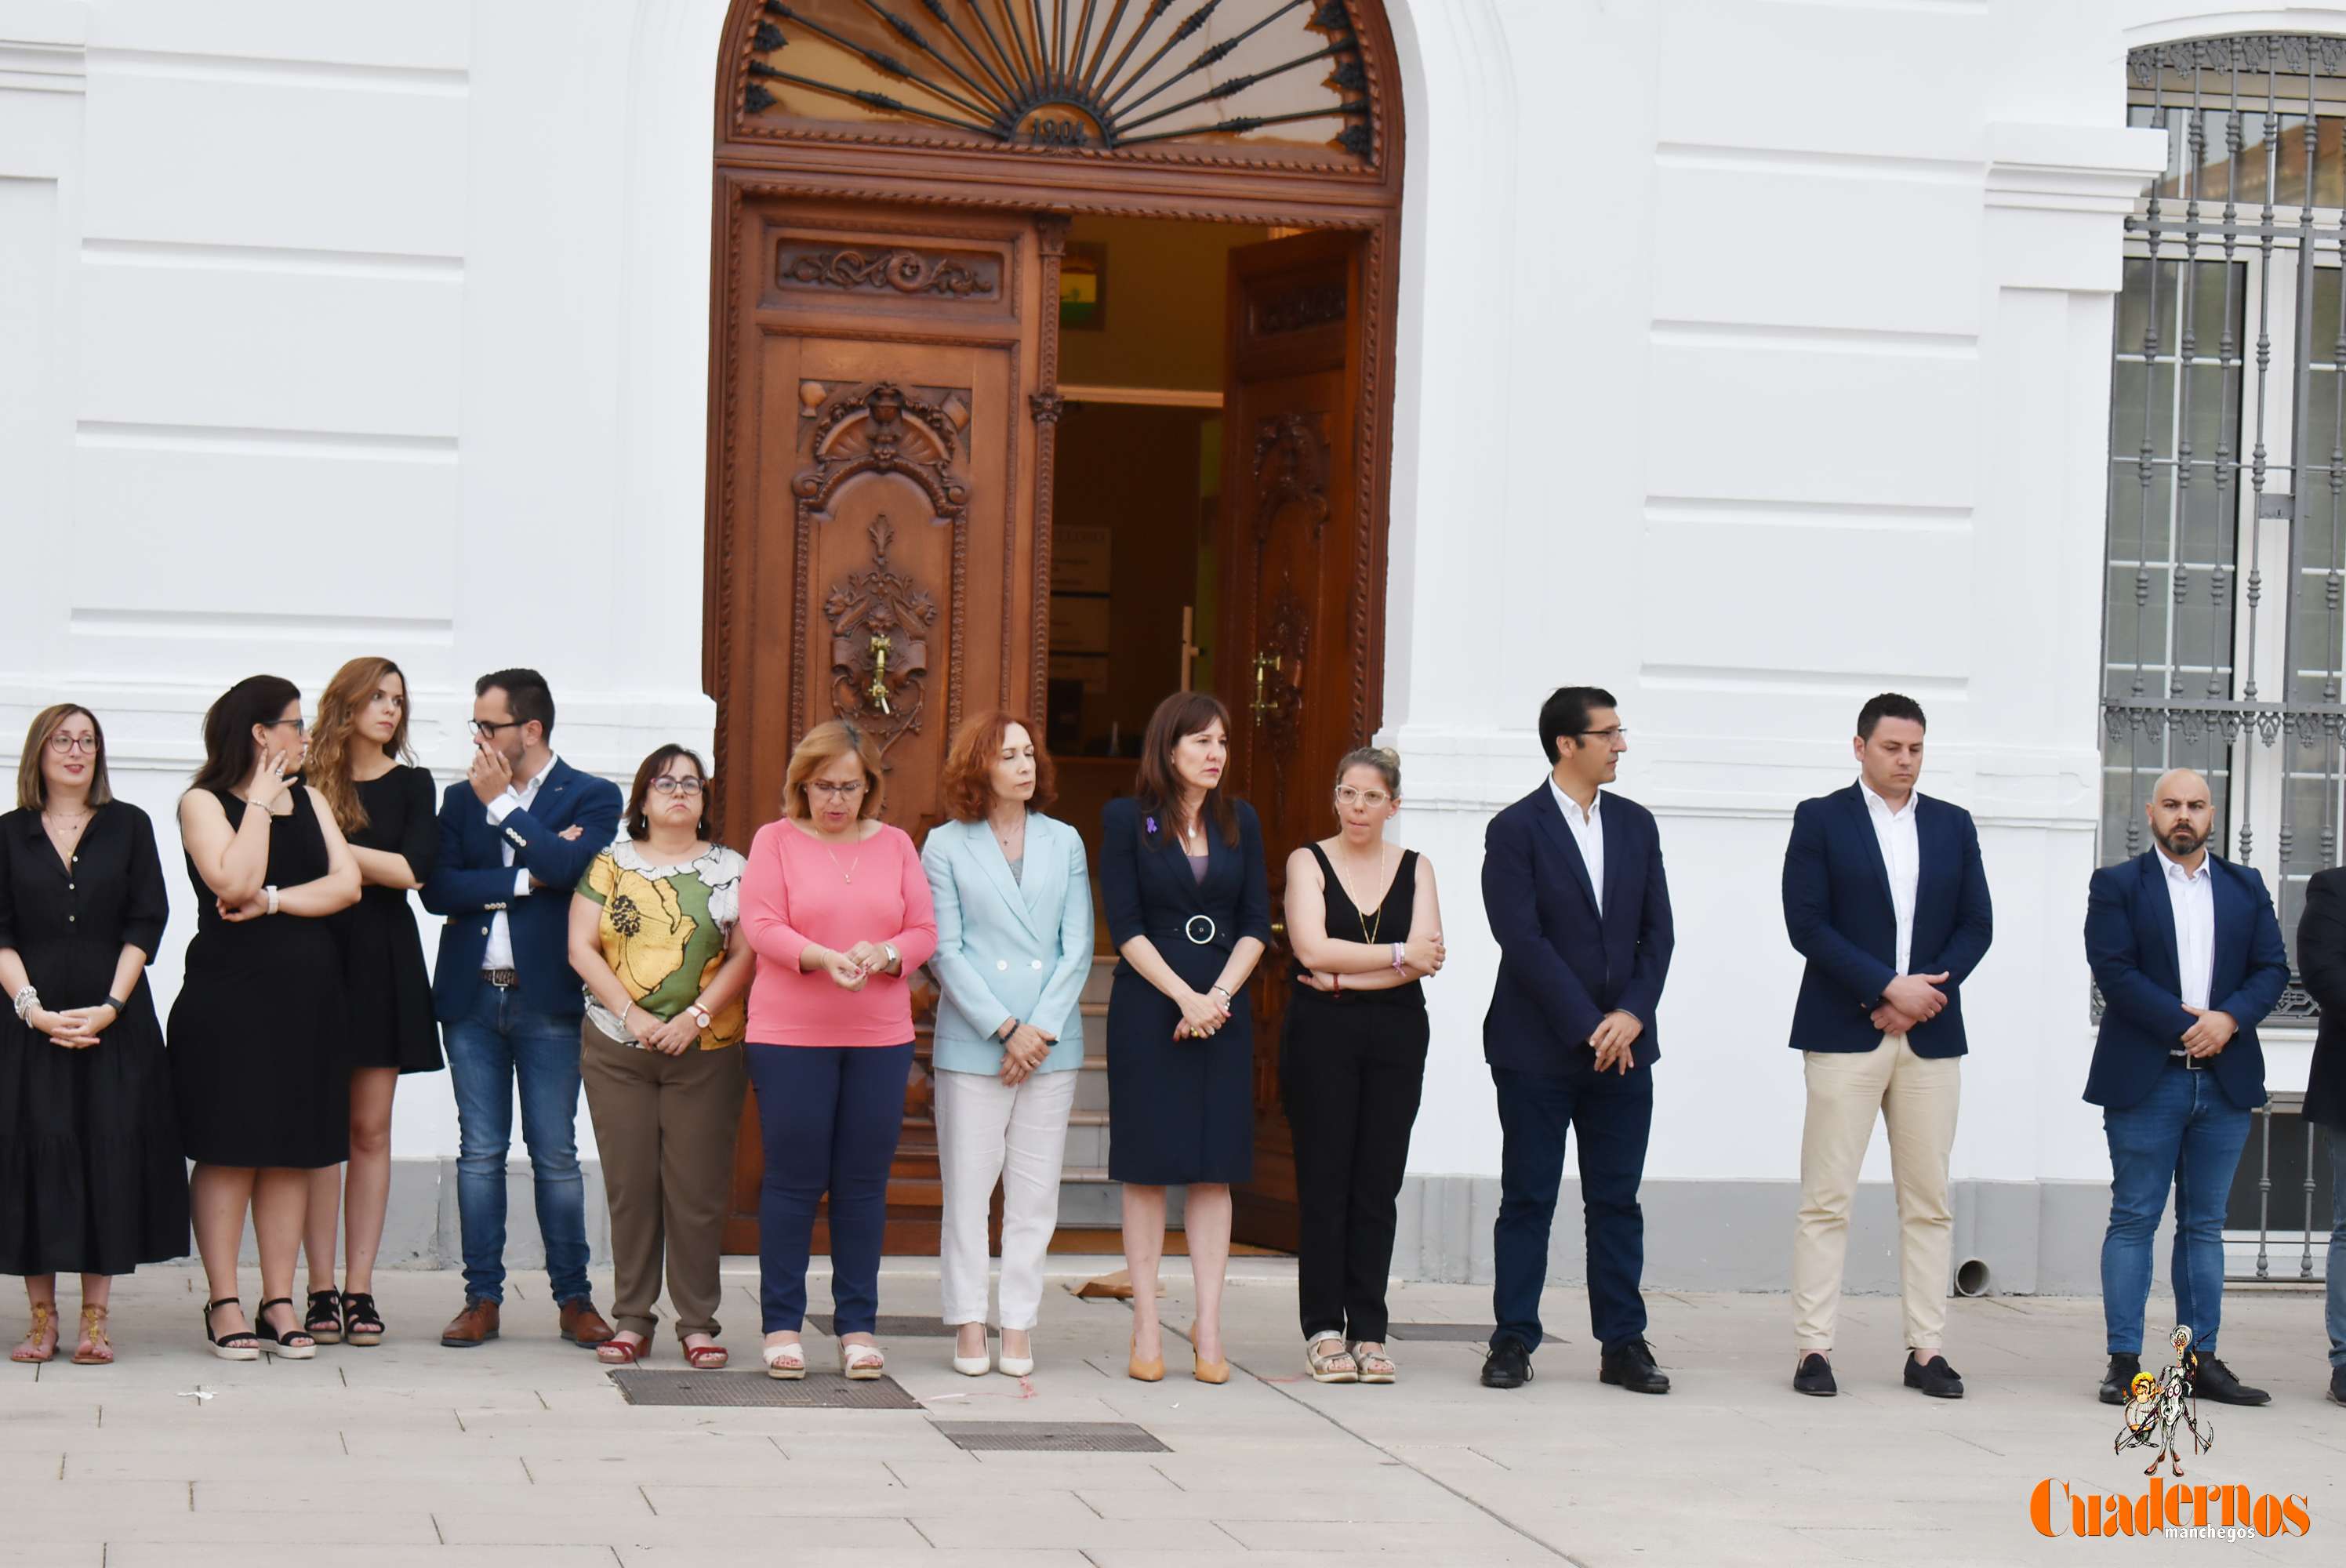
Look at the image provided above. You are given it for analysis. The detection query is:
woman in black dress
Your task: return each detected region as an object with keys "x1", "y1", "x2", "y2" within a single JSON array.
[
  {"x1": 1280, "y1": 747, "x2": 1446, "y2": 1385},
  {"x1": 1099, "y1": 693, "x2": 1270, "y2": 1385},
  {"x1": 2, "y1": 705, "x2": 188, "y2": 1366},
  {"x1": 298, "y1": 657, "x2": 439, "y2": 1348},
  {"x1": 172, "y1": 676, "x2": 360, "y2": 1360}
]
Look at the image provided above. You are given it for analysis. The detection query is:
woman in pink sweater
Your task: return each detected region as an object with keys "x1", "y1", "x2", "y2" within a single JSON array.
[{"x1": 737, "y1": 721, "x2": 935, "y2": 1380}]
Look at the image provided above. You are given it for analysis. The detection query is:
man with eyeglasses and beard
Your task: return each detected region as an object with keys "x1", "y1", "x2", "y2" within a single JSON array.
[
  {"x1": 2086, "y1": 768, "x2": 2287, "y2": 1410},
  {"x1": 419, "y1": 669, "x2": 622, "y2": 1351}
]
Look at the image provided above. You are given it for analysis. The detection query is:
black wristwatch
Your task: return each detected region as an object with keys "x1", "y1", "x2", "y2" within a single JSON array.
[
  {"x1": 998, "y1": 1017, "x2": 1021, "y2": 1041},
  {"x1": 104, "y1": 994, "x2": 130, "y2": 1014}
]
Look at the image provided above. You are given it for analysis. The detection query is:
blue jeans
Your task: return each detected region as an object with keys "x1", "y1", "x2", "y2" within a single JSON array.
[
  {"x1": 744, "y1": 1042, "x2": 913, "y2": 1335},
  {"x1": 1490, "y1": 1060, "x2": 1653, "y2": 1356},
  {"x1": 2101, "y1": 1063, "x2": 2253, "y2": 1357},
  {"x1": 444, "y1": 987, "x2": 591, "y2": 1305},
  {"x1": 2329, "y1": 1124, "x2": 2345, "y2": 1370}
]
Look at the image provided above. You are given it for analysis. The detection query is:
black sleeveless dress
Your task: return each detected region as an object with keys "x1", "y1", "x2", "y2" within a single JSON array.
[
  {"x1": 169, "y1": 786, "x2": 350, "y2": 1169},
  {"x1": 0, "y1": 804, "x2": 190, "y2": 1274},
  {"x1": 336, "y1": 765, "x2": 441, "y2": 1074}
]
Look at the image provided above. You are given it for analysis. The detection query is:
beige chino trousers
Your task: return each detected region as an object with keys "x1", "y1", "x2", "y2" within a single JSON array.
[{"x1": 1791, "y1": 1033, "x2": 1960, "y2": 1354}]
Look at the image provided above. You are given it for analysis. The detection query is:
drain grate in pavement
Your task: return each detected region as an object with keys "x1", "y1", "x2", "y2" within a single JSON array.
[
  {"x1": 1387, "y1": 1323, "x2": 1561, "y2": 1345},
  {"x1": 610, "y1": 1369, "x2": 922, "y2": 1409},
  {"x1": 803, "y1": 1314, "x2": 959, "y2": 1338},
  {"x1": 931, "y1": 1421, "x2": 1169, "y2": 1454}
]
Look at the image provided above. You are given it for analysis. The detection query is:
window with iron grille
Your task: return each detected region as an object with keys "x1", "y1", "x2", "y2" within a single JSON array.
[{"x1": 2105, "y1": 34, "x2": 2346, "y2": 1018}]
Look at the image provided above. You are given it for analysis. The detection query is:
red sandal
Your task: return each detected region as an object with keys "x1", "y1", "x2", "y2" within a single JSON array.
[
  {"x1": 595, "y1": 1333, "x2": 653, "y2": 1366},
  {"x1": 684, "y1": 1343, "x2": 728, "y2": 1370}
]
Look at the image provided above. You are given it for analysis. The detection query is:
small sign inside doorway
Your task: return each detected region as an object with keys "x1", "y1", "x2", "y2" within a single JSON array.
[{"x1": 1059, "y1": 241, "x2": 1107, "y2": 331}]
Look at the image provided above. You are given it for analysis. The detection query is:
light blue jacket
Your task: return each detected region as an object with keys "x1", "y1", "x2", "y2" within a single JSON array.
[{"x1": 921, "y1": 813, "x2": 1093, "y2": 1074}]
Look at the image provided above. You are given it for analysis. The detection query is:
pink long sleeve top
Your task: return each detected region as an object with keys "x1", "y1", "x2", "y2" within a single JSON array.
[{"x1": 739, "y1": 818, "x2": 939, "y2": 1047}]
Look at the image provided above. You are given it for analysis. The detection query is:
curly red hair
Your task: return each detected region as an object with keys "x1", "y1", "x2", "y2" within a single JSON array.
[{"x1": 939, "y1": 713, "x2": 1056, "y2": 823}]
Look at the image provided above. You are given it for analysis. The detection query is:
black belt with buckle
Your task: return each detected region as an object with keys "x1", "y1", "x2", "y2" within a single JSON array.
[
  {"x1": 483, "y1": 967, "x2": 519, "y2": 989},
  {"x1": 2168, "y1": 1047, "x2": 2206, "y2": 1073},
  {"x1": 1147, "y1": 918, "x2": 1230, "y2": 953}
]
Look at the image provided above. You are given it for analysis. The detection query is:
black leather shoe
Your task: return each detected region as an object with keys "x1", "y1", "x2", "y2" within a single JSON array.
[
  {"x1": 1481, "y1": 1338, "x2": 1533, "y2": 1389},
  {"x1": 1600, "y1": 1338, "x2": 1670, "y2": 1394},
  {"x1": 2099, "y1": 1352, "x2": 2141, "y2": 1405},
  {"x1": 2329, "y1": 1365, "x2": 2345, "y2": 1405},
  {"x1": 1904, "y1": 1352, "x2": 1964, "y2": 1399},
  {"x1": 2192, "y1": 1356, "x2": 2271, "y2": 1406},
  {"x1": 1793, "y1": 1352, "x2": 1836, "y2": 1396}
]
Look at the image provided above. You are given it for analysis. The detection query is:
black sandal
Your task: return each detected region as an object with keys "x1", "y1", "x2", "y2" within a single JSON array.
[
  {"x1": 303, "y1": 1289, "x2": 344, "y2": 1345},
  {"x1": 202, "y1": 1296, "x2": 260, "y2": 1363},
  {"x1": 252, "y1": 1297, "x2": 317, "y2": 1360},
  {"x1": 341, "y1": 1291, "x2": 384, "y2": 1347}
]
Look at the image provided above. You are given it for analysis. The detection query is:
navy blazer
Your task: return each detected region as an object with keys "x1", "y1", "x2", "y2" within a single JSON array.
[
  {"x1": 418, "y1": 757, "x2": 622, "y2": 1022},
  {"x1": 2293, "y1": 866, "x2": 2346, "y2": 1131},
  {"x1": 1098, "y1": 795, "x2": 1273, "y2": 966},
  {"x1": 2084, "y1": 849, "x2": 2286, "y2": 1112},
  {"x1": 1480, "y1": 783, "x2": 1673, "y2": 1074},
  {"x1": 1781, "y1": 783, "x2": 1992, "y2": 1058}
]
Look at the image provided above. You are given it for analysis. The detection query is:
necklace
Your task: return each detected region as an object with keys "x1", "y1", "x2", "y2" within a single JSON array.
[
  {"x1": 812, "y1": 826, "x2": 865, "y2": 884},
  {"x1": 1333, "y1": 842, "x2": 1391, "y2": 944},
  {"x1": 992, "y1": 812, "x2": 1025, "y2": 858}
]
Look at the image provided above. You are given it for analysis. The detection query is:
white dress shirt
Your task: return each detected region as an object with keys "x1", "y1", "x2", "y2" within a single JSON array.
[
  {"x1": 1549, "y1": 776, "x2": 1605, "y2": 916},
  {"x1": 2160, "y1": 849, "x2": 2217, "y2": 1011},
  {"x1": 481, "y1": 752, "x2": 558, "y2": 972},
  {"x1": 1860, "y1": 780, "x2": 1920, "y2": 976}
]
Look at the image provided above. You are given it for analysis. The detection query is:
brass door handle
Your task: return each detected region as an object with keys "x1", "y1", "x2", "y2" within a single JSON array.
[
  {"x1": 1251, "y1": 652, "x2": 1276, "y2": 717},
  {"x1": 868, "y1": 630, "x2": 893, "y2": 714}
]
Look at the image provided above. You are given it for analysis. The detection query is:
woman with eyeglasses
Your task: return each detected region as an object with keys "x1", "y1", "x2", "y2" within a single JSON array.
[
  {"x1": 1099, "y1": 692, "x2": 1272, "y2": 1385},
  {"x1": 171, "y1": 676, "x2": 361, "y2": 1360},
  {"x1": 1280, "y1": 747, "x2": 1445, "y2": 1385},
  {"x1": 567, "y1": 746, "x2": 753, "y2": 1369},
  {"x1": 2, "y1": 706, "x2": 187, "y2": 1367},
  {"x1": 738, "y1": 720, "x2": 936, "y2": 1381},
  {"x1": 297, "y1": 656, "x2": 440, "y2": 1348}
]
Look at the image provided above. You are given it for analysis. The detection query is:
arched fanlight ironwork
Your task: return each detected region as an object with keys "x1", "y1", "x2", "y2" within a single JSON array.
[{"x1": 741, "y1": 1, "x2": 1375, "y2": 159}]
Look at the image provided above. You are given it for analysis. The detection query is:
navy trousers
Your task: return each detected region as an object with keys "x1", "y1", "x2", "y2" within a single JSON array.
[
  {"x1": 1490, "y1": 1058, "x2": 1654, "y2": 1356},
  {"x1": 744, "y1": 1041, "x2": 914, "y2": 1335}
]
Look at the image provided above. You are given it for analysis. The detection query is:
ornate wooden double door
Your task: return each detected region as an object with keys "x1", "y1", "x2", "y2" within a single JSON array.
[{"x1": 707, "y1": 195, "x2": 1374, "y2": 1254}]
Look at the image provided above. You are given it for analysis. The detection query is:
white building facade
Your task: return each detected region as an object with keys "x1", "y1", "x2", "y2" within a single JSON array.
[{"x1": 2, "y1": 0, "x2": 2326, "y2": 1293}]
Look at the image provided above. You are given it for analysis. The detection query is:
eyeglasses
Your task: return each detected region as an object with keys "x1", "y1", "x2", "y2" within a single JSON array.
[
  {"x1": 263, "y1": 718, "x2": 308, "y2": 735},
  {"x1": 1335, "y1": 786, "x2": 1392, "y2": 808},
  {"x1": 46, "y1": 734, "x2": 99, "y2": 755},
  {"x1": 649, "y1": 776, "x2": 705, "y2": 797},
  {"x1": 806, "y1": 779, "x2": 868, "y2": 801},
  {"x1": 470, "y1": 719, "x2": 525, "y2": 739},
  {"x1": 1577, "y1": 727, "x2": 1629, "y2": 742}
]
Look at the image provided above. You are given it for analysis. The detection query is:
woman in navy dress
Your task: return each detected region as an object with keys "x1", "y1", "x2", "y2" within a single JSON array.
[{"x1": 1099, "y1": 693, "x2": 1270, "y2": 1386}]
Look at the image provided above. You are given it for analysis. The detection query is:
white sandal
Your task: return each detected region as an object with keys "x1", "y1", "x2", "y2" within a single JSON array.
[
  {"x1": 761, "y1": 1338, "x2": 806, "y2": 1381},
  {"x1": 1306, "y1": 1331, "x2": 1359, "y2": 1384},
  {"x1": 839, "y1": 1340, "x2": 885, "y2": 1380}
]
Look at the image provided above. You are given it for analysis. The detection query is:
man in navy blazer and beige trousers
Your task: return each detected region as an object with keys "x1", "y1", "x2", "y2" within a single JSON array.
[
  {"x1": 1480, "y1": 686, "x2": 1674, "y2": 1396},
  {"x1": 1782, "y1": 694, "x2": 1991, "y2": 1400}
]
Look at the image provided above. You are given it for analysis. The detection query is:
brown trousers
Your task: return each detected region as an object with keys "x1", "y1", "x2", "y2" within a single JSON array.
[{"x1": 579, "y1": 1024, "x2": 748, "y2": 1340}]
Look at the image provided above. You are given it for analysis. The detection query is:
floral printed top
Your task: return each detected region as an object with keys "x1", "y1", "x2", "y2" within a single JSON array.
[{"x1": 577, "y1": 839, "x2": 747, "y2": 1049}]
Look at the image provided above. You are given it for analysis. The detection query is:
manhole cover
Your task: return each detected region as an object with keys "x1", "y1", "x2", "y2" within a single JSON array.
[
  {"x1": 932, "y1": 1421, "x2": 1168, "y2": 1454},
  {"x1": 610, "y1": 1370, "x2": 922, "y2": 1409},
  {"x1": 804, "y1": 1315, "x2": 960, "y2": 1338},
  {"x1": 1387, "y1": 1323, "x2": 1561, "y2": 1345}
]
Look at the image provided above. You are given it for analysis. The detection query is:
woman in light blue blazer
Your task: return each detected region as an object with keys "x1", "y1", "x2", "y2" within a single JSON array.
[{"x1": 923, "y1": 713, "x2": 1092, "y2": 1378}]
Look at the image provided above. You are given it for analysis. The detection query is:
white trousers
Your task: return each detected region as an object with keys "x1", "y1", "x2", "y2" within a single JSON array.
[{"x1": 935, "y1": 1066, "x2": 1078, "y2": 1330}]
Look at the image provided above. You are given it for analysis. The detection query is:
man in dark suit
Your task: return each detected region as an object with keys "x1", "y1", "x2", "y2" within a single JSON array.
[
  {"x1": 2297, "y1": 868, "x2": 2346, "y2": 1406},
  {"x1": 1480, "y1": 685, "x2": 1674, "y2": 1394},
  {"x1": 2087, "y1": 767, "x2": 2286, "y2": 1409},
  {"x1": 1782, "y1": 694, "x2": 1991, "y2": 1400},
  {"x1": 419, "y1": 669, "x2": 621, "y2": 1350}
]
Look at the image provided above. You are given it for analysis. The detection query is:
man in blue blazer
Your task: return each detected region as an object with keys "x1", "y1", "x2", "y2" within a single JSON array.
[
  {"x1": 1782, "y1": 694, "x2": 1990, "y2": 1400},
  {"x1": 419, "y1": 668, "x2": 621, "y2": 1351},
  {"x1": 2085, "y1": 766, "x2": 2285, "y2": 1410},
  {"x1": 1480, "y1": 686, "x2": 1674, "y2": 1395}
]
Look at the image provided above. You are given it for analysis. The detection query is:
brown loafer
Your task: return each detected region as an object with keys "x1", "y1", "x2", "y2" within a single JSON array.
[
  {"x1": 439, "y1": 1298, "x2": 499, "y2": 1348},
  {"x1": 558, "y1": 1298, "x2": 614, "y2": 1348}
]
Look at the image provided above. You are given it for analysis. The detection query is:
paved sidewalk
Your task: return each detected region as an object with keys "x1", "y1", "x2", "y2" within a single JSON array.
[{"x1": 0, "y1": 1262, "x2": 2337, "y2": 1566}]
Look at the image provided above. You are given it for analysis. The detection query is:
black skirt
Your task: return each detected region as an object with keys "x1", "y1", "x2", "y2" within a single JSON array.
[{"x1": 1104, "y1": 946, "x2": 1255, "y2": 1186}]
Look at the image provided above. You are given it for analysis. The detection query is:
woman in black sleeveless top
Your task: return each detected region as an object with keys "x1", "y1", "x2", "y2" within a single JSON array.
[
  {"x1": 1280, "y1": 746, "x2": 1446, "y2": 1385},
  {"x1": 172, "y1": 677, "x2": 360, "y2": 1361}
]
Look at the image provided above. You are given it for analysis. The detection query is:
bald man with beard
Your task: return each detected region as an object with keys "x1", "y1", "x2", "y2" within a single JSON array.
[{"x1": 2084, "y1": 768, "x2": 2288, "y2": 1410}]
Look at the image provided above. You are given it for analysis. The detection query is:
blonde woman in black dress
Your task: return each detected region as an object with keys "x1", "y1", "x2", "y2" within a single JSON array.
[
  {"x1": 172, "y1": 676, "x2": 360, "y2": 1359},
  {"x1": 2, "y1": 705, "x2": 187, "y2": 1365},
  {"x1": 299, "y1": 657, "x2": 440, "y2": 1347}
]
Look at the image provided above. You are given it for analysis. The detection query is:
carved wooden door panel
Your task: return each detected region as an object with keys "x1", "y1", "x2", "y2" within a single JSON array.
[
  {"x1": 710, "y1": 194, "x2": 1055, "y2": 1253},
  {"x1": 1215, "y1": 230, "x2": 1367, "y2": 1252}
]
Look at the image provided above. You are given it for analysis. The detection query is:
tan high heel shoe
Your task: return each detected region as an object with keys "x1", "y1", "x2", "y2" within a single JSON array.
[
  {"x1": 1192, "y1": 1330, "x2": 1229, "y2": 1385},
  {"x1": 1128, "y1": 1334, "x2": 1164, "y2": 1383}
]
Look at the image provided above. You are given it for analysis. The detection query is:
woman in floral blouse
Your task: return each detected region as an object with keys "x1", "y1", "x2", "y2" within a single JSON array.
[{"x1": 567, "y1": 745, "x2": 752, "y2": 1368}]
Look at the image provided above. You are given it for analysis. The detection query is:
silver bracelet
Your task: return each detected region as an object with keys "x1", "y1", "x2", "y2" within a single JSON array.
[
  {"x1": 11, "y1": 985, "x2": 38, "y2": 1022},
  {"x1": 263, "y1": 884, "x2": 280, "y2": 916}
]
